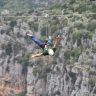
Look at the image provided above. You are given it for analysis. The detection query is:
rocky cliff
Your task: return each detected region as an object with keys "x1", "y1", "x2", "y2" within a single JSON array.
[{"x1": 0, "y1": 7, "x2": 96, "y2": 96}]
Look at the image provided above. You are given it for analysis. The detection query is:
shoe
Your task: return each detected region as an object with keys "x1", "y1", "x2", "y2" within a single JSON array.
[
  {"x1": 27, "y1": 33, "x2": 32, "y2": 37},
  {"x1": 47, "y1": 39, "x2": 53, "y2": 45}
]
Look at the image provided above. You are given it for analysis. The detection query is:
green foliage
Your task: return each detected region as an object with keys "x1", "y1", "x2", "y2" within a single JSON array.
[
  {"x1": 51, "y1": 59, "x2": 57, "y2": 65},
  {"x1": 78, "y1": 3, "x2": 87, "y2": 13},
  {"x1": 60, "y1": 18, "x2": 68, "y2": 28},
  {"x1": 92, "y1": 3, "x2": 96, "y2": 12},
  {"x1": 89, "y1": 70, "x2": 96, "y2": 75},
  {"x1": 68, "y1": 71, "x2": 76, "y2": 84},
  {"x1": 33, "y1": 66, "x2": 39, "y2": 76},
  {"x1": 28, "y1": 21, "x2": 33, "y2": 27},
  {"x1": 61, "y1": 3, "x2": 68, "y2": 9},
  {"x1": 20, "y1": 53, "x2": 30, "y2": 66},
  {"x1": 65, "y1": 75, "x2": 69, "y2": 81},
  {"x1": 35, "y1": 11, "x2": 42, "y2": 16},
  {"x1": 5, "y1": 42, "x2": 12, "y2": 55},
  {"x1": 28, "y1": 21, "x2": 38, "y2": 32},
  {"x1": 1, "y1": 29, "x2": 4, "y2": 34},
  {"x1": 50, "y1": 3, "x2": 62, "y2": 10},
  {"x1": 24, "y1": 35, "x2": 32, "y2": 44},
  {"x1": 69, "y1": 27, "x2": 73, "y2": 33},
  {"x1": 49, "y1": 9, "x2": 62, "y2": 15},
  {"x1": 92, "y1": 14, "x2": 96, "y2": 19},
  {"x1": 41, "y1": 26, "x2": 46, "y2": 36},
  {"x1": 61, "y1": 19, "x2": 68, "y2": 27},
  {"x1": 64, "y1": 46, "x2": 81, "y2": 63},
  {"x1": 92, "y1": 46, "x2": 96, "y2": 53},
  {"x1": 73, "y1": 4, "x2": 79, "y2": 11},
  {"x1": 72, "y1": 47, "x2": 81, "y2": 58},
  {"x1": 64, "y1": 49, "x2": 71, "y2": 60},
  {"x1": 50, "y1": 24, "x2": 57, "y2": 33},
  {"x1": 28, "y1": 8, "x2": 34, "y2": 14},
  {"x1": 33, "y1": 23, "x2": 38, "y2": 32},
  {"x1": 40, "y1": 36, "x2": 47, "y2": 42},
  {"x1": 84, "y1": 59, "x2": 93, "y2": 65},
  {"x1": 89, "y1": 77, "x2": 96, "y2": 88},
  {"x1": 69, "y1": 0, "x2": 76, "y2": 4},
  {"x1": 10, "y1": 19, "x2": 17, "y2": 28},
  {"x1": 72, "y1": 30, "x2": 83, "y2": 45},
  {"x1": 0, "y1": 0, "x2": 7, "y2": 7},
  {"x1": 86, "y1": 22, "x2": 96, "y2": 32},
  {"x1": 87, "y1": 32, "x2": 92, "y2": 39},
  {"x1": 17, "y1": 92, "x2": 26, "y2": 96},
  {"x1": 74, "y1": 22, "x2": 85, "y2": 29}
]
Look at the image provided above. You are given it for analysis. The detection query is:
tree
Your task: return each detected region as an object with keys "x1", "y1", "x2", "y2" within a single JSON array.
[
  {"x1": 10, "y1": 19, "x2": 17, "y2": 28},
  {"x1": 6, "y1": 42, "x2": 12, "y2": 55},
  {"x1": 74, "y1": 22, "x2": 85, "y2": 30},
  {"x1": 78, "y1": 3, "x2": 87, "y2": 13},
  {"x1": 41, "y1": 26, "x2": 46, "y2": 36},
  {"x1": 86, "y1": 22, "x2": 96, "y2": 31},
  {"x1": 69, "y1": 0, "x2": 76, "y2": 4}
]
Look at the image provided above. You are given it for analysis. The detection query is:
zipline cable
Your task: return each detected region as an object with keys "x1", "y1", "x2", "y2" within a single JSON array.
[{"x1": 0, "y1": 13, "x2": 96, "y2": 18}]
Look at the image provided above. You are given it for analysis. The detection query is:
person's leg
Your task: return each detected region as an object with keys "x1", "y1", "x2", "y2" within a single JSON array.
[
  {"x1": 53, "y1": 35, "x2": 60, "y2": 48},
  {"x1": 31, "y1": 36, "x2": 44, "y2": 48},
  {"x1": 47, "y1": 36, "x2": 53, "y2": 45}
]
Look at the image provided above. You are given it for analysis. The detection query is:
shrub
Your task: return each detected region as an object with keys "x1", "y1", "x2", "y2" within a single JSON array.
[
  {"x1": 89, "y1": 70, "x2": 96, "y2": 75},
  {"x1": 40, "y1": 36, "x2": 47, "y2": 42},
  {"x1": 1, "y1": 29, "x2": 4, "y2": 34},
  {"x1": 68, "y1": 71, "x2": 76, "y2": 84},
  {"x1": 24, "y1": 35, "x2": 32, "y2": 44},
  {"x1": 50, "y1": 24, "x2": 57, "y2": 33},
  {"x1": 64, "y1": 49, "x2": 71, "y2": 60},
  {"x1": 72, "y1": 30, "x2": 83, "y2": 45},
  {"x1": 33, "y1": 23, "x2": 38, "y2": 32},
  {"x1": 92, "y1": 3, "x2": 96, "y2": 12},
  {"x1": 17, "y1": 92, "x2": 26, "y2": 96},
  {"x1": 78, "y1": 3, "x2": 87, "y2": 14},
  {"x1": 28, "y1": 21, "x2": 33, "y2": 27},
  {"x1": 72, "y1": 47, "x2": 81, "y2": 58},
  {"x1": 28, "y1": 8, "x2": 34, "y2": 14},
  {"x1": 20, "y1": 53, "x2": 30, "y2": 66},
  {"x1": 86, "y1": 22, "x2": 96, "y2": 32},
  {"x1": 60, "y1": 18, "x2": 68, "y2": 28},
  {"x1": 69, "y1": 0, "x2": 76, "y2": 4},
  {"x1": 5, "y1": 42, "x2": 12, "y2": 55},
  {"x1": 35, "y1": 11, "x2": 42, "y2": 16},
  {"x1": 73, "y1": 4, "x2": 79, "y2": 11},
  {"x1": 89, "y1": 77, "x2": 96, "y2": 88},
  {"x1": 69, "y1": 27, "x2": 73, "y2": 33},
  {"x1": 92, "y1": 14, "x2": 96, "y2": 19},
  {"x1": 10, "y1": 19, "x2": 17, "y2": 28},
  {"x1": 62, "y1": 3, "x2": 68, "y2": 9},
  {"x1": 33, "y1": 66, "x2": 39, "y2": 76},
  {"x1": 84, "y1": 59, "x2": 93, "y2": 65},
  {"x1": 74, "y1": 22, "x2": 85, "y2": 30},
  {"x1": 41, "y1": 26, "x2": 46, "y2": 36},
  {"x1": 87, "y1": 32, "x2": 92, "y2": 39},
  {"x1": 92, "y1": 46, "x2": 96, "y2": 53}
]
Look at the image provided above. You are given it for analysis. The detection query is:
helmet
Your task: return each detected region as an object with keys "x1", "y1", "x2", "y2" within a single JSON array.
[{"x1": 48, "y1": 49, "x2": 54, "y2": 56}]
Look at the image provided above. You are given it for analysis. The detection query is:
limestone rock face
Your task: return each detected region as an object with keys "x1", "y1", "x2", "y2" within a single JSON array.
[
  {"x1": 0, "y1": 14, "x2": 96, "y2": 96},
  {"x1": 1, "y1": 10, "x2": 9, "y2": 15}
]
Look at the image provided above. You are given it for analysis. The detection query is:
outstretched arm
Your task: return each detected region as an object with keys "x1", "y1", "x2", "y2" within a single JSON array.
[
  {"x1": 30, "y1": 53, "x2": 43, "y2": 58},
  {"x1": 53, "y1": 35, "x2": 60, "y2": 48}
]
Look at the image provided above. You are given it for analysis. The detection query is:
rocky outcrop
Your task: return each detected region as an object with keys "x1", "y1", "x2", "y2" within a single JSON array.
[{"x1": 0, "y1": 11, "x2": 96, "y2": 96}]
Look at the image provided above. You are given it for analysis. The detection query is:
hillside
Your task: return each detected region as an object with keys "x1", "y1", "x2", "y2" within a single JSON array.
[
  {"x1": 0, "y1": 0, "x2": 96, "y2": 96},
  {"x1": 0, "y1": 0, "x2": 66, "y2": 13}
]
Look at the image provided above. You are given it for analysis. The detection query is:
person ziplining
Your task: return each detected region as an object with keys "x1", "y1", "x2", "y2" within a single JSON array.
[{"x1": 27, "y1": 34, "x2": 60, "y2": 58}]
